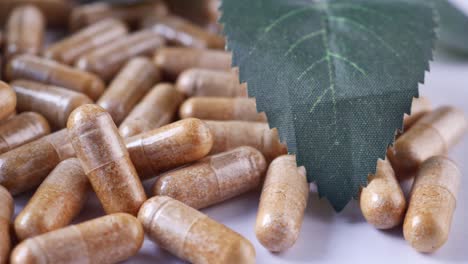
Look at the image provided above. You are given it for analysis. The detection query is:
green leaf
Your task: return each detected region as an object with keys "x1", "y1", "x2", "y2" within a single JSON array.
[
  {"x1": 220, "y1": 0, "x2": 436, "y2": 211},
  {"x1": 433, "y1": 0, "x2": 468, "y2": 54}
]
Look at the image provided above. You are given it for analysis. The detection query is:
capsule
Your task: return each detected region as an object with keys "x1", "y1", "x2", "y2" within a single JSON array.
[
  {"x1": 11, "y1": 213, "x2": 144, "y2": 264},
  {"x1": 0, "y1": 0, "x2": 70, "y2": 27},
  {"x1": 12, "y1": 80, "x2": 92, "y2": 129},
  {"x1": 154, "y1": 47, "x2": 232, "y2": 80},
  {"x1": 126, "y1": 118, "x2": 213, "y2": 179},
  {"x1": 69, "y1": 1, "x2": 168, "y2": 31},
  {"x1": 0, "y1": 81, "x2": 16, "y2": 122},
  {"x1": 68, "y1": 104, "x2": 146, "y2": 215},
  {"x1": 177, "y1": 68, "x2": 246, "y2": 97},
  {"x1": 0, "y1": 129, "x2": 75, "y2": 195},
  {"x1": 403, "y1": 96, "x2": 432, "y2": 130},
  {"x1": 97, "y1": 57, "x2": 160, "y2": 125},
  {"x1": 360, "y1": 158, "x2": 406, "y2": 229},
  {"x1": 403, "y1": 156, "x2": 461, "y2": 253},
  {"x1": 76, "y1": 30, "x2": 165, "y2": 81},
  {"x1": 393, "y1": 106, "x2": 467, "y2": 171},
  {"x1": 14, "y1": 158, "x2": 89, "y2": 241},
  {"x1": 6, "y1": 55, "x2": 105, "y2": 100},
  {"x1": 4, "y1": 5, "x2": 44, "y2": 62},
  {"x1": 164, "y1": 0, "x2": 220, "y2": 27},
  {"x1": 138, "y1": 196, "x2": 256, "y2": 264},
  {"x1": 0, "y1": 112, "x2": 50, "y2": 155},
  {"x1": 0, "y1": 185, "x2": 13, "y2": 264},
  {"x1": 154, "y1": 146, "x2": 266, "y2": 209},
  {"x1": 44, "y1": 18, "x2": 128, "y2": 65},
  {"x1": 119, "y1": 83, "x2": 184, "y2": 138},
  {"x1": 142, "y1": 15, "x2": 225, "y2": 49}
]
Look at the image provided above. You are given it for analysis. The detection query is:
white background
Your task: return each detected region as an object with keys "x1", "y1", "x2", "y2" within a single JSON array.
[{"x1": 13, "y1": 1, "x2": 468, "y2": 263}]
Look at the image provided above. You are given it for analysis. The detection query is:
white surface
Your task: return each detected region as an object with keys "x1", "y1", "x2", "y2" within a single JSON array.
[{"x1": 12, "y1": 1, "x2": 468, "y2": 263}]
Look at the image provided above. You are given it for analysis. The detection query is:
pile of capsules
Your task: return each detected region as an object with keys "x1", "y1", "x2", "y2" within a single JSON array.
[{"x1": 0, "y1": 0, "x2": 466, "y2": 263}]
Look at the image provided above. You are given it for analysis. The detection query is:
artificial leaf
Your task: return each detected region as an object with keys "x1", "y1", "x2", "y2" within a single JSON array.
[
  {"x1": 220, "y1": 0, "x2": 436, "y2": 211},
  {"x1": 432, "y1": 0, "x2": 468, "y2": 54}
]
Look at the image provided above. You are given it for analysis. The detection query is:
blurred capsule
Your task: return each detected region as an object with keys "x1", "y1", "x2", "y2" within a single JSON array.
[
  {"x1": 0, "y1": 185, "x2": 13, "y2": 264},
  {"x1": 0, "y1": 0, "x2": 70, "y2": 27},
  {"x1": 0, "y1": 81, "x2": 16, "y2": 122},
  {"x1": 177, "y1": 69, "x2": 246, "y2": 97},
  {"x1": 403, "y1": 96, "x2": 432, "y2": 130},
  {"x1": 164, "y1": 0, "x2": 220, "y2": 27}
]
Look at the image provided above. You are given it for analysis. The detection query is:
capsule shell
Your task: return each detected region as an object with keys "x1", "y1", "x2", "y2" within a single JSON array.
[
  {"x1": 154, "y1": 146, "x2": 266, "y2": 209},
  {"x1": 15, "y1": 158, "x2": 89, "y2": 241},
  {"x1": 177, "y1": 69, "x2": 246, "y2": 97},
  {"x1": 11, "y1": 213, "x2": 144, "y2": 264},
  {"x1": 76, "y1": 30, "x2": 165, "y2": 81},
  {"x1": 403, "y1": 96, "x2": 432, "y2": 130},
  {"x1": 119, "y1": 83, "x2": 184, "y2": 138},
  {"x1": 6, "y1": 55, "x2": 105, "y2": 100},
  {"x1": 138, "y1": 196, "x2": 256, "y2": 264},
  {"x1": 0, "y1": 185, "x2": 13, "y2": 264},
  {"x1": 0, "y1": 112, "x2": 50, "y2": 155},
  {"x1": 0, "y1": 81, "x2": 16, "y2": 122},
  {"x1": 126, "y1": 118, "x2": 213, "y2": 179},
  {"x1": 393, "y1": 106, "x2": 467, "y2": 171},
  {"x1": 403, "y1": 156, "x2": 461, "y2": 253},
  {"x1": 360, "y1": 158, "x2": 406, "y2": 229},
  {"x1": 4, "y1": 5, "x2": 44, "y2": 62},
  {"x1": 0, "y1": 129, "x2": 75, "y2": 195},
  {"x1": 68, "y1": 104, "x2": 146, "y2": 215},
  {"x1": 97, "y1": 57, "x2": 160, "y2": 125},
  {"x1": 164, "y1": 0, "x2": 220, "y2": 27},
  {"x1": 12, "y1": 80, "x2": 92, "y2": 129},
  {"x1": 0, "y1": 0, "x2": 70, "y2": 27},
  {"x1": 44, "y1": 18, "x2": 128, "y2": 65},
  {"x1": 154, "y1": 47, "x2": 232, "y2": 80}
]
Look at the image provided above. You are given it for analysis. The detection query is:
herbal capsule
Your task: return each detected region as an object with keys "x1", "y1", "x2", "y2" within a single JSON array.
[
  {"x1": 154, "y1": 47, "x2": 232, "y2": 80},
  {"x1": 154, "y1": 146, "x2": 266, "y2": 209},
  {"x1": 4, "y1": 5, "x2": 44, "y2": 62},
  {"x1": 6, "y1": 55, "x2": 105, "y2": 100},
  {"x1": 0, "y1": 129, "x2": 75, "y2": 195},
  {"x1": 177, "y1": 69, "x2": 246, "y2": 97},
  {"x1": 12, "y1": 80, "x2": 92, "y2": 129},
  {"x1": 403, "y1": 156, "x2": 461, "y2": 253},
  {"x1": 393, "y1": 106, "x2": 467, "y2": 171},
  {"x1": 97, "y1": 57, "x2": 160, "y2": 125},
  {"x1": 180, "y1": 97, "x2": 267, "y2": 122},
  {"x1": 75, "y1": 30, "x2": 165, "y2": 81},
  {"x1": 0, "y1": 0, "x2": 70, "y2": 27},
  {"x1": 164, "y1": 0, "x2": 220, "y2": 27},
  {"x1": 68, "y1": 104, "x2": 146, "y2": 215},
  {"x1": 0, "y1": 81, "x2": 16, "y2": 121},
  {"x1": 0, "y1": 112, "x2": 50, "y2": 155},
  {"x1": 119, "y1": 83, "x2": 184, "y2": 138},
  {"x1": 15, "y1": 158, "x2": 89, "y2": 241},
  {"x1": 0, "y1": 185, "x2": 13, "y2": 264},
  {"x1": 360, "y1": 158, "x2": 406, "y2": 229},
  {"x1": 11, "y1": 213, "x2": 144, "y2": 264},
  {"x1": 142, "y1": 15, "x2": 225, "y2": 49},
  {"x1": 205, "y1": 120, "x2": 287, "y2": 162},
  {"x1": 44, "y1": 18, "x2": 128, "y2": 65},
  {"x1": 138, "y1": 196, "x2": 256, "y2": 264},
  {"x1": 69, "y1": 1, "x2": 168, "y2": 31},
  {"x1": 404, "y1": 96, "x2": 432, "y2": 130},
  {"x1": 126, "y1": 118, "x2": 213, "y2": 179}
]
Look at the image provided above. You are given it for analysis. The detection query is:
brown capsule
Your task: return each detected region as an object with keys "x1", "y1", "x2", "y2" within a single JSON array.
[
  {"x1": 403, "y1": 156, "x2": 461, "y2": 253},
  {"x1": 177, "y1": 69, "x2": 247, "y2": 97},
  {"x1": 4, "y1": 5, "x2": 44, "y2": 62},
  {"x1": 119, "y1": 83, "x2": 184, "y2": 138},
  {"x1": 11, "y1": 213, "x2": 144, "y2": 264},
  {"x1": 5, "y1": 55, "x2": 105, "y2": 101},
  {"x1": 0, "y1": 0, "x2": 70, "y2": 27},
  {"x1": 143, "y1": 15, "x2": 225, "y2": 49},
  {"x1": 138, "y1": 196, "x2": 256, "y2": 264},
  {"x1": 12, "y1": 80, "x2": 92, "y2": 129},
  {"x1": 0, "y1": 128, "x2": 75, "y2": 195},
  {"x1": 75, "y1": 30, "x2": 165, "y2": 82},
  {"x1": 0, "y1": 81, "x2": 16, "y2": 122},
  {"x1": 0, "y1": 185, "x2": 13, "y2": 264},
  {"x1": 164, "y1": 0, "x2": 220, "y2": 27},
  {"x1": 44, "y1": 18, "x2": 128, "y2": 65},
  {"x1": 68, "y1": 104, "x2": 146, "y2": 215},
  {"x1": 126, "y1": 118, "x2": 213, "y2": 180},
  {"x1": 360, "y1": 158, "x2": 406, "y2": 229},
  {"x1": 0, "y1": 112, "x2": 50, "y2": 155},
  {"x1": 255, "y1": 155, "x2": 308, "y2": 252},
  {"x1": 403, "y1": 96, "x2": 432, "y2": 130},
  {"x1": 154, "y1": 146, "x2": 266, "y2": 209},
  {"x1": 15, "y1": 158, "x2": 89, "y2": 241},
  {"x1": 393, "y1": 106, "x2": 467, "y2": 171},
  {"x1": 69, "y1": 1, "x2": 168, "y2": 31},
  {"x1": 180, "y1": 97, "x2": 267, "y2": 122},
  {"x1": 97, "y1": 57, "x2": 160, "y2": 125},
  {"x1": 154, "y1": 47, "x2": 232, "y2": 80},
  {"x1": 205, "y1": 120, "x2": 287, "y2": 162}
]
